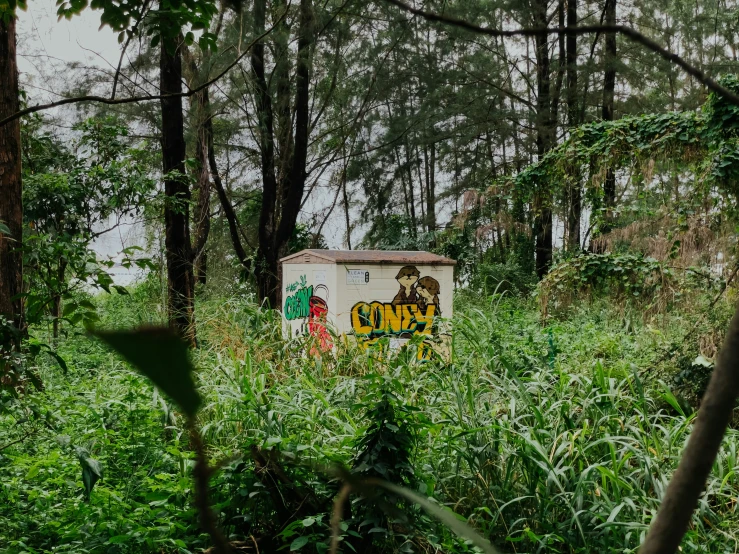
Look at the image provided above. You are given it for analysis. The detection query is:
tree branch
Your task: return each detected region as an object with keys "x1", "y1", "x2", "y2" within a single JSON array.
[
  {"x1": 0, "y1": 11, "x2": 287, "y2": 129},
  {"x1": 381, "y1": 0, "x2": 739, "y2": 108}
]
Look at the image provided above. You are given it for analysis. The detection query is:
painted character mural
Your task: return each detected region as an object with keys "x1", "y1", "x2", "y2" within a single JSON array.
[
  {"x1": 350, "y1": 265, "x2": 443, "y2": 360},
  {"x1": 392, "y1": 265, "x2": 420, "y2": 305},
  {"x1": 307, "y1": 285, "x2": 333, "y2": 353},
  {"x1": 415, "y1": 276, "x2": 441, "y2": 316}
]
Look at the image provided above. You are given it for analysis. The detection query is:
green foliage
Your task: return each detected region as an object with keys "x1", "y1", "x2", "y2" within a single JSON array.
[
  {"x1": 348, "y1": 377, "x2": 422, "y2": 551},
  {"x1": 469, "y1": 258, "x2": 537, "y2": 297},
  {"x1": 705, "y1": 75, "x2": 739, "y2": 137},
  {"x1": 75, "y1": 446, "x2": 103, "y2": 501},
  {"x1": 55, "y1": 0, "x2": 220, "y2": 52},
  {"x1": 360, "y1": 214, "x2": 434, "y2": 251},
  {"x1": 538, "y1": 252, "x2": 676, "y2": 316},
  {"x1": 21, "y1": 117, "x2": 156, "y2": 332},
  {"x1": 0, "y1": 0, "x2": 26, "y2": 22},
  {"x1": 4, "y1": 285, "x2": 739, "y2": 553}
]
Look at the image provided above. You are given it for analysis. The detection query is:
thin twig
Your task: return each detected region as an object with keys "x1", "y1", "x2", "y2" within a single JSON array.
[
  {"x1": 329, "y1": 483, "x2": 352, "y2": 554},
  {"x1": 111, "y1": 0, "x2": 152, "y2": 100},
  {"x1": 0, "y1": 9, "x2": 288, "y2": 129},
  {"x1": 188, "y1": 419, "x2": 235, "y2": 554},
  {"x1": 0, "y1": 427, "x2": 38, "y2": 452}
]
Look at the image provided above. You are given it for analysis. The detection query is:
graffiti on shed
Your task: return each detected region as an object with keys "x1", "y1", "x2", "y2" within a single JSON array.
[
  {"x1": 284, "y1": 276, "x2": 333, "y2": 353},
  {"x1": 350, "y1": 265, "x2": 443, "y2": 360}
]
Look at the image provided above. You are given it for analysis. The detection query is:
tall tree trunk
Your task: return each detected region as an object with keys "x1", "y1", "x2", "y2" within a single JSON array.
[
  {"x1": 184, "y1": 36, "x2": 218, "y2": 288},
  {"x1": 342, "y1": 166, "x2": 352, "y2": 250},
  {"x1": 566, "y1": 0, "x2": 582, "y2": 250},
  {"x1": 0, "y1": 15, "x2": 23, "y2": 347},
  {"x1": 250, "y1": 0, "x2": 279, "y2": 306},
  {"x1": 252, "y1": 0, "x2": 313, "y2": 308},
  {"x1": 602, "y1": 0, "x2": 617, "y2": 233},
  {"x1": 533, "y1": 0, "x2": 555, "y2": 279},
  {"x1": 403, "y1": 141, "x2": 417, "y2": 231},
  {"x1": 426, "y1": 141, "x2": 437, "y2": 245},
  {"x1": 191, "y1": 82, "x2": 211, "y2": 286},
  {"x1": 160, "y1": 29, "x2": 196, "y2": 346}
]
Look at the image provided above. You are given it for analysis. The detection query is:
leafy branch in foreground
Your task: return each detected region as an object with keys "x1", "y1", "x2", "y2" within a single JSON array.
[{"x1": 93, "y1": 326, "x2": 233, "y2": 553}]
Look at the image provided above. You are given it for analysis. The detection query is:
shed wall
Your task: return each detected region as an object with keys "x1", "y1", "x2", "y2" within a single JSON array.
[
  {"x1": 281, "y1": 260, "x2": 453, "y2": 360},
  {"x1": 282, "y1": 263, "x2": 336, "y2": 344},
  {"x1": 334, "y1": 263, "x2": 452, "y2": 334}
]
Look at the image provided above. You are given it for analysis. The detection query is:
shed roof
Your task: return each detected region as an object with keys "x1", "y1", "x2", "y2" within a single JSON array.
[{"x1": 280, "y1": 249, "x2": 456, "y2": 265}]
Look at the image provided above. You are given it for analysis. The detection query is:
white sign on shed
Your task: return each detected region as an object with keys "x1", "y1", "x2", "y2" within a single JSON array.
[{"x1": 280, "y1": 249, "x2": 456, "y2": 360}]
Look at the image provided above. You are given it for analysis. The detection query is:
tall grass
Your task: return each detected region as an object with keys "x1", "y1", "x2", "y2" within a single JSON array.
[{"x1": 2, "y1": 287, "x2": 739, "y2": 553}]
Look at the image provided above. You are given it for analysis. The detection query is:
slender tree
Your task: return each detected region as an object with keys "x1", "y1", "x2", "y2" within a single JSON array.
[
  {"x1": 566, "y1": 0, "x2": 581, "y2": 250},
  {"x1": 602, "y1": 0, "x2": 617, "y2": 229},
  {"x1": 533, "y1": 0, "x2": 555, "y2": 279},
  {"x1": 160, "y1": 23, "x2": 196, "y2": 345},
  {"x1": 0, "y1": 6, "x2": 23, "y2": 343},
  {"x1": 250, "y1": 0, "x2": 313, "y2": 307}
]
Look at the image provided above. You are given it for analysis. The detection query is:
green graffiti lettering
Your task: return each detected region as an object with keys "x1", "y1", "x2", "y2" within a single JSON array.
[{"x1": 284, "y1": 285, "x2": 313, "y2": 321}]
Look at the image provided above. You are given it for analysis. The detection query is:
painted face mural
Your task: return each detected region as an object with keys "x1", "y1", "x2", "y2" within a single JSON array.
[
  {"x1": 307, "y1": 285, "x2": 332, "y2": 353},
  {"x1": 351, "y1": 265, "x2": 442, "y2": 360},
  {"x1": 284, "y1": 278, "x2": 333, "y2": 353},
  {"x1": 392, "y1": 265, "x2": 420, "y2": 305},
  {"x1": 415, "y1": 276, "x2": 441, "y2": 316}
]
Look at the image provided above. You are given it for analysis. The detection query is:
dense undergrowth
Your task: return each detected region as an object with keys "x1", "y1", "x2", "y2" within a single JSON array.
[{"x1": 2, "y1": 276, "x2": 739, "y2": 554}]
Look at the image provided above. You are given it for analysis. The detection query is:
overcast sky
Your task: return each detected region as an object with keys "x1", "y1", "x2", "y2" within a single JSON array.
[{"x1": 17, "y1": 3, "x2": 120, "y2": 100}]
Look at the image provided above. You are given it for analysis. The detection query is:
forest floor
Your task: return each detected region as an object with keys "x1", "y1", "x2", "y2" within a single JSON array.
[{"x1": 2, "y1": 279, "x2": 739, "y2": 554}]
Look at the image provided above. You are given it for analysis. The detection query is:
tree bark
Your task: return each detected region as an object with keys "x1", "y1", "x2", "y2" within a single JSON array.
[
  {"x1": 251, "y1": 0, "x2": 313, "y2": 308},
  {"x1": 533, "y1": 1, "x2": 555, "y2": 279},
  {"x1": 426, "y1": 141, "x2": 437, "y2": 244},
  {"x1": 403, "y1": 141, "x2": 417, "y2": 231},
  {"x1": 184, "y1": 46, "x2": 212, "y2": 287},
  {"x1": 0, "y1": 15, "x2": 23, "y2": 344},
  {"x1": 251, "y1": 0, "x2": 279, "y2": 308},
  {"x1": 160, "y1": 29, "x2": 196, "y2": 346},
  {"x1": 602, "y1": 0, "x2": 617, "y2": 232},
  {"x1": 190, "y1": 77, "x2": 211, "y2": 286},
  {"x1": 566, "y1": 0, "x2": 582, "y2": 250}
]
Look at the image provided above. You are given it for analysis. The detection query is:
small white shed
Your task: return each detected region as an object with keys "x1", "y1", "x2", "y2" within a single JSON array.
[{"x1": 280, "y1": 249, "x2": 456, "y2": 360}]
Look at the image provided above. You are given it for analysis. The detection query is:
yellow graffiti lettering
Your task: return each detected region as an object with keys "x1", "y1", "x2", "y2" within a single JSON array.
[
  {"x1": 350, "y1": 302, "x2": 372, "y2": 335},
  {"x1": 384, "y1": 303, "x2": 402, "y2": 334},
  {"x1": 370, "y1": 301, "x2": 385, "y2": 334},
  {"x1": 414, "y1": 305, "x2": 436, "y2": 335},
  {"x1": 350, "y1": 301, "x2": 437, "y2": 341},
  {"x1": 401, "y1": 304, "x2": 417, "y2": 333}
]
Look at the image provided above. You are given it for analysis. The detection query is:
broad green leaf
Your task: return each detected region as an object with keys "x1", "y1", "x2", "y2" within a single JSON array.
[
  {"x1": 291, "y1": 536, "x2": 310, "y2": 551},
  {"x1": 92, "y1": 327, "x2": 201, "y2": 417},
  {"x1": 75, "y1": 446, "x2": 102, "y2": 501}
]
